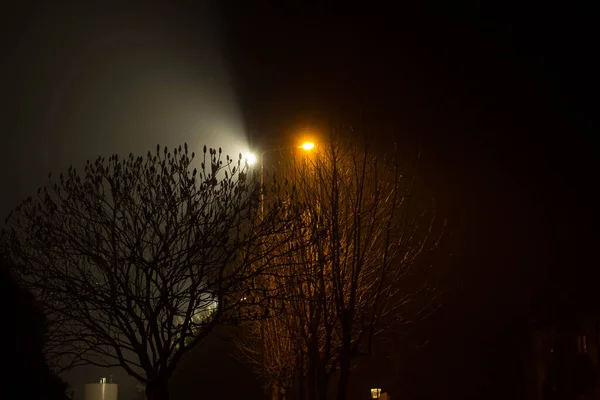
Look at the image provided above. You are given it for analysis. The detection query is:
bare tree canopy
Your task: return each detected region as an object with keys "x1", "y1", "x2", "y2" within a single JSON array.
[
  {"x1": 2, "y1": 144, "x2": 294, "y2": 400},
  {"x1": 235, "y1": 133, "x2": 440, "y2": 400}
]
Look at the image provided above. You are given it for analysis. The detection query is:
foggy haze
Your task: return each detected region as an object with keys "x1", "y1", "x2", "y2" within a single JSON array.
[
  {"x1": 1, "y1": 3, "x2": 596, "y2": 400},
  {"x1": 1, "y1": 3, "x2": 246, "y2": 218}
]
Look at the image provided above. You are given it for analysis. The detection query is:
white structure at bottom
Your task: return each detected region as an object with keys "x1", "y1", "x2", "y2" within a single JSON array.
[{"x1": 84, "y1": 378, "x2": 118, "y2": 400}]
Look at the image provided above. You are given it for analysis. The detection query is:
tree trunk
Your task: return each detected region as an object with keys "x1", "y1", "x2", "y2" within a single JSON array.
[
  {"x1": 336, "y1": 348, "x2": 351, "y2": 400},
  {"x1": 146, "y1": 378, "x2": 170, "y2": 400},
  {"x1": 307, "y1": 331, "x2": 320, "y2": 400},
  {"x1": 317, "y1": 360, "x2": 328, "y2": 400},
  {"x1": 297, "y1": 353, "x2": 307, "y2": 400},
  {"x1": 307, "y1": 356, "x2": 318, "y2": 400}
]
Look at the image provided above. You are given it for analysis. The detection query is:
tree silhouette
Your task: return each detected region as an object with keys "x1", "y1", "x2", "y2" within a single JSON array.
[
  {"x1": 3, "y1": 144, "x2": 296, "y2": 400},
  {"x1": 235, "y1": 133, "x2": 439, "y2": 400}
]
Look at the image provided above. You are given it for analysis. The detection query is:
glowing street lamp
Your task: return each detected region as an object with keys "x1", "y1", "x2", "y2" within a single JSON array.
[
  {"x1": 245, "y1": 152, "x2": 257, "y2": 166},
  {"x1": 299, "y1": 141, "x2": 315, "y2": 150},
  {"x1": 371, "y1": 388, "x2": 381, "y2": 399}
]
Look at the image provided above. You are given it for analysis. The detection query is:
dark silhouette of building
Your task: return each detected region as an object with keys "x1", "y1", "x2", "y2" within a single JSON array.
[{"x1": 527, "y1": 313, "x2": 600, "y2": 400}]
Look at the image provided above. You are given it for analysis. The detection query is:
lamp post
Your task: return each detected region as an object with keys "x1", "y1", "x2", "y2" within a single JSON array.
[
  {"x1": 245, "y1": 141, "x2": 315, "y2": 400},
  {"x1": 247, "y1": 141, "x2": 315, "y2": 215},
  {"x1": 248, "y1": 141, "x2": 316, "y2": 184}
]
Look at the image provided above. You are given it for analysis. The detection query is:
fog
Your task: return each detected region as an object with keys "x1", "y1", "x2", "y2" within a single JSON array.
[{"x1": 1, "y1": 3, "x2": 247, "y2": 218}]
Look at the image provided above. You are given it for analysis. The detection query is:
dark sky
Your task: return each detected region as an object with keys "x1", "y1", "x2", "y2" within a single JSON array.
[{"x1": 1, "y1": 1, "x2": 597, "y2": 399}]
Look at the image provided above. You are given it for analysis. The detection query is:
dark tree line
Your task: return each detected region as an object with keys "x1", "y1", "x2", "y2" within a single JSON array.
[
  {"x1": 1, "y1": 255, "x2": 71, "y2": 400},
  {"x1": 2, "y1": 136, "x2": 438, "y2": 400}
]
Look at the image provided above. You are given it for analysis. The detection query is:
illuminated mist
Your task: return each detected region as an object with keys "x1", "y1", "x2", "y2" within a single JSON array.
[{"x1": 1, "y1": 4, "x2": 248, "y2": 218}]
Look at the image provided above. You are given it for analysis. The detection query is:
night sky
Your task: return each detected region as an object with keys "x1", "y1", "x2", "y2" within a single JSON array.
[{"x1": 1, "y1": 2, "x2": 597, "y2": 399}]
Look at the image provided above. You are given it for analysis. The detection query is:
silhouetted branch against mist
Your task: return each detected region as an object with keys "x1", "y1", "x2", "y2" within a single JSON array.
[{"x1": 1, "y1": 143, "x2": 300, "y2": 400}]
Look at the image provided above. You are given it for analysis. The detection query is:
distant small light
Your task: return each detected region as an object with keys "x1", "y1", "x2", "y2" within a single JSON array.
[
  {"x1": 300, "y1": 142, "x2": 315, "y2": 150},
  {"x1": 246, "y1": 153, "x2": 257, "y2": 165},
  {"x1": 371, "y1": 388, "x2": 381, "y2": 399}
]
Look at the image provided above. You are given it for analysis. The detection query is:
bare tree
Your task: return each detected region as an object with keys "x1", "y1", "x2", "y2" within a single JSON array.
[
  {"x1": 235, "y1": 305, "x2": 302, "y2": 400},
  {"x1": 236, "y1": 133, "x2": 439, "y2": 400},
  {"x1": 2, "y1": 144, "x2": 295, "y2": 400},
  {"x1": 235, "y1": 196, "x2": 333, "y2": 400}
]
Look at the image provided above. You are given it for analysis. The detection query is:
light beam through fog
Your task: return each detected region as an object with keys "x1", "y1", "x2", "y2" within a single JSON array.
[{"x1": 0, "y1": 4, "x2": 248, "y2": 218}]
